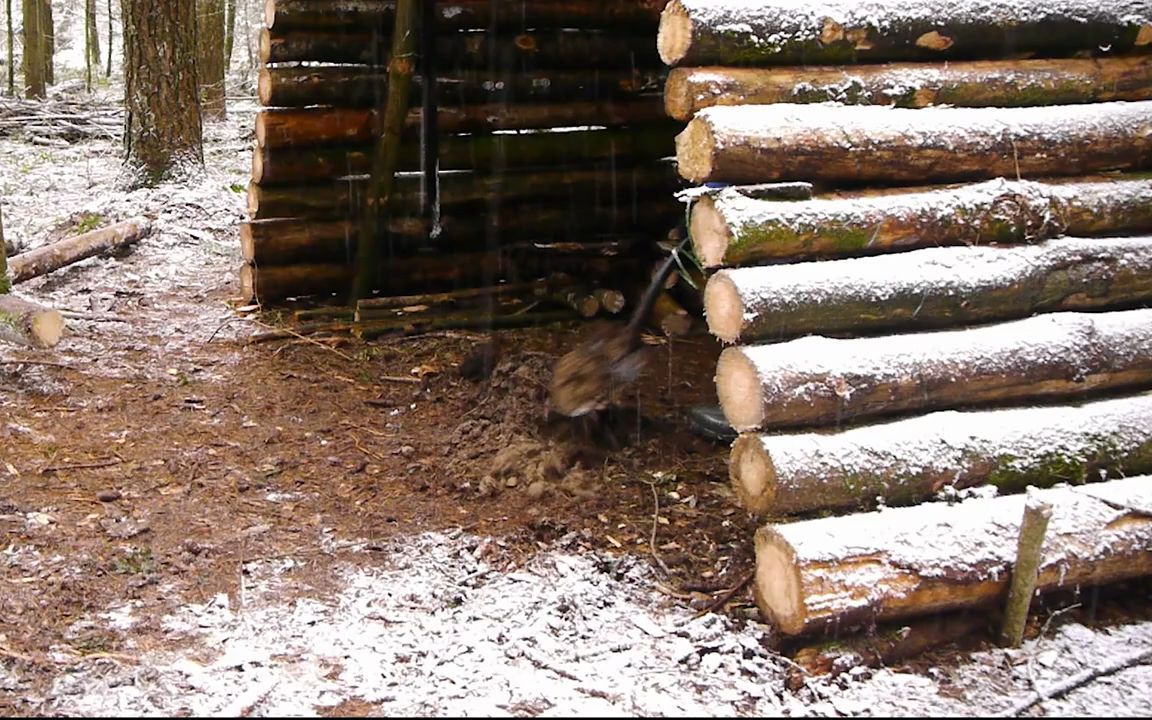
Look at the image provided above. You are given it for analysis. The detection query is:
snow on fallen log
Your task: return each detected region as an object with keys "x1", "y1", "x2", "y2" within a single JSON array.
[
  {"x1": 657, "y1": 0, "x2": 1152, "y2": 67},
  {"x1": 729, "y1": 392, "x2": 1152, "y2": 517},
  {"x1": 8, "y1": 217, "x2": 153, "y2": 284},
  {"x1": 675, "y1": 100, "x2": 1152, "y2": 186},
  {"x1": 662, "y1": 57, "x2": 1152, "y2": 121},
  {"x1": 715, "y1": 309, "x2": 1152, "y2": 432},
  {"x1": 703, "y1": 235, "x2": 1152, "y2": 344},
  {"x1": 754, "y1": 475, "x2": 1152, "y2": 636},
  {"x1": 0, "y1": 294, "x2": 65, "y2": 348},
  {"x1": 691, "y1": 175, "x2": 1152, "y2": 268}
]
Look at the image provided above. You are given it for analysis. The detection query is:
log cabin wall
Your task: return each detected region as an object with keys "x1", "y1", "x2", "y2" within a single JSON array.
[
  {"x1": 659, "y1": 0, "x2": 1152, "y2": 641},
  {"x1": 242, "y1": 0, "x2": 683, "y2": 304}
]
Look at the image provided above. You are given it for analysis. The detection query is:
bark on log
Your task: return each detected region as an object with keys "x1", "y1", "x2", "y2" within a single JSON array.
[
  {"x1": 7, "y1": 217, "x2": 153, "y2": 284},
  {"x1": 729, "y1": 391, "x2": 1152, "y2": 517},
  {"x1": 251, "y1": 125, "x2": 679, "y2": 184},
  {"x1": 0, "y1": 294, "x2": 64, "y2": 348},
  {"x1": 247, "y1": 165, "x2": 681, "y2": 221},
  {"x1": 690, "y1": 175, "x2": 1152, "y2": 268},
  {"x1": 716, "y1": 309, "x2": 1152, "y2": 432},
  {"x1": 753, "y1": 475, "x2": 1152, "y2": 636},
  {"x1": 260, "y1": 27, "x2": 663, "y2": 68},
  {"x1": 258, "y1": 66, "x2": 663, "y2": 108},
  {"x1": 664, "y1": 57, "x2": 1152, "y2": 121},
  {"x1": 675, "y1": 101, "x2": 1152, "y2": 186},
  {"x1": 657, "y1": 0, "x2": 1152, "y2": 68},
  {"x1": 703, "y1": 236, "x2": 1152, "y2": 345},
  {"x1": 255, "y1": 98, "x2": 669, "y2": 148},
  {"x1": 264, "y1": 0, "x2": 665, "y2": 33}
]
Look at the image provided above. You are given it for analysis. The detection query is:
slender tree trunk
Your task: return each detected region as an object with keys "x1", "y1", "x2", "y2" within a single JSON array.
[
  {"x1": 0, "y1": 204, "x2": 8, "y2": 294},
  {"x1": 85, "y1": 0, "x2": 100, "y2": 91},
  {"x1": 43, "y1": 0, "x2": 53, "y2": 86},
  {"x1": 224, "y1": 0, "x2": 236, "y2": 69},
  {"x1": 198, "y1": 0, "x2": 227, "y2": 119},
  {"x1": 22, "y1": 0, "x2": 49, "y2": 99},
  {"x1": 106, "y1": 0, "x2": 113, "y2": 77},
  {"x1": 5, "y1": 0, "x2": 13, "y2": 96},
  {"x1": 121, "y1": 0, "x2": 204, "y2": 187}
]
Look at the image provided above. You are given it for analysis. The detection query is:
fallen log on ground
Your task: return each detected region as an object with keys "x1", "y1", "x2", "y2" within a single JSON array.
[
  {"x1": 663, "y1": 57, "x2": 1152, "y2": 121},
  {"x1": 703, "y1": 235, "x2": 1152, "y2": 344},
  {"x1": 0, "y1": 294, "x2": 64, "y2": 348},
  {"x1": 675, "y1": 101, "x2": 1152, "y2": 186},
  {"x1": 8, "y1": 217, "x2": 153, "y2": 284},
  {"x1": 715, "y1": 309, "x2": 1152, "y2": 432},
  {"x1": 263, "y1": 0, "x2": 665, "y2": 34},
  {"x1": 690, "y1": 175, "x2": 1152, "y2": 268},
  {"x1": 754, "y1": 475, "x2": 1152, "y2": 636},
  {"x1": 657, "y1": 0, "x2": 1152, "y2": 67},
  {"x1": 255, "y1": 97, "x2": 668, "y2": 148},
  {"x1": 251, "y1": 125, "x2": 679, "y2": 184},
  {"x1": 729, "y1": 392, "x2": 1152, "y2": 517}
]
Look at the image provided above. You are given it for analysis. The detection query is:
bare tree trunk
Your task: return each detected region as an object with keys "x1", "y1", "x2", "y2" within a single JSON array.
[
  {"x1": 121, "y1": 0, "x2": 204, "y2": 187},
  {"x1": 198, "y1": 0, "x2": 227, "y2": 119},
  {"x1": 22, "y1": 0, "x2": 49, "y2": 99},
  {"x1": 5, "y1": 0, "x2": 13, "y2": 96},
  {"x1": 0, "y1": 204, "x2": 8, "y2": 294},
  {"x1": 224, "y1": 0, "x2": 237, "y2": 70},
  {"x1": 85, "y1": 0, "x2": 101, "y2": 91},
  {"x1": 106, "y1": 0, "x2": 113, "y2": 77},
  {"x1": 43, "y1": 0, "x2": 53, "y2": 86}
]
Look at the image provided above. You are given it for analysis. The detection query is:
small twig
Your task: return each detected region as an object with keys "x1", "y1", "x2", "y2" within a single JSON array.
[
  {"x1": 247, "y1": 318, "x2": 357, "y2": 362},
  {"x1": 40, "y1": 457, "x2": 123, "y2": 473},
  {"x1": 998, "y1": 646, "x2": 1152, "y2": 717},
  {"x1": 694, "y1": 570, "x2": 754, "y2": 618},
  {"x1": 640, "y1": 475, "x2": 673, "y2": 578},
  {"x1": 0, "y1": 360, "x2": 69, "y2": 367}
]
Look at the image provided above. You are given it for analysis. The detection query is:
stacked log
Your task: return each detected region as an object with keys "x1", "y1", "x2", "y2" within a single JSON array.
[
  {"x1": 659, "y1": 0, "x2": 1152, "y2": 646},
  {"x1": 245, "y1": 0, "x2": 683, "y2": 303}
]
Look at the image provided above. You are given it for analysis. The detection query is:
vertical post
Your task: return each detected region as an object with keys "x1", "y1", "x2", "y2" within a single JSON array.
[
  {"x1": 999, "y1": 488, "x2": 1053, "y2": 648},
  {"x1": 420, "y1": 0, "x2": 440, "y2": 237}
]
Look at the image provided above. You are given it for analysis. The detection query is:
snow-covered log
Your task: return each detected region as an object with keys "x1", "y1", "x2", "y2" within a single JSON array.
[
  {"x1": 715, "y1": 309, "x2": 1152, "y2": 432},
  {"x1": 675, "y1": 101, "x2": 1152, "y2": 186},
  {"x1": 690, "y1": 176, "x2": 1152, "y2": 268},
  {"x1": 703, "y1": 236, "x2": 1152, "y2": 344},
  {"x1": 729, "y1": 392, "x2": 1152, "y2": 517},
  {"x1": 663, "y1": 57, "x2": 1152, "y2": 121},
  {"x1": 0, "y1": 294, "x2": 64, "y2": 348},
  {"x1": 754, "y1": 475, "x2": 1152, "y2": 636},
  {"x1": 657, "y1": 0, "x2": 1152, "y2": 67},
  {"x1": 7, "y1": 217, "x2": 152, "y2": 284}
]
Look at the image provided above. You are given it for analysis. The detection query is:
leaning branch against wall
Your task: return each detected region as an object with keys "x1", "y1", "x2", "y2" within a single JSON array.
[
  {"x1": 714, "y1": 308, "x2": 1152, "y2": 432},
  {"x1": 729, "y1": 392, "x2": 1152, "y2": 517},
  {"x1": 675, "y1": 100, "x2": 1152, "y2": 186},
  {"x1": 690, "y1": 175, "x2": 1152, "y2": 268},
  {"x1": 657, "y1": 0, "x2": 1152, "y2": 67},
  {"x1": 663, "y1": 56, "x2": 1152, "y2": 121},
  {"x1": 753, "y1": 475, "x2": 1152, "y2": 636},
  {"x1": 703, "y1": 236, "x2": 1152, "y2": 344}
]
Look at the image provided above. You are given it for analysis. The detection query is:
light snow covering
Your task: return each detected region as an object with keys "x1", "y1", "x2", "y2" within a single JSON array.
[{"x1": 740, "y1": 308, "x2": 1152, "y2": 400}]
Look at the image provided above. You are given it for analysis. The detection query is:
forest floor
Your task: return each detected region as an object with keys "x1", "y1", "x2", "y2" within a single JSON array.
[{"x1": 1, "y1": 89, "x2": 1151, "y2": 717}]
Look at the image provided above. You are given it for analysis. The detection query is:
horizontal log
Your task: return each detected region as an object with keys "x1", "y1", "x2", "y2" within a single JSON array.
[
  {"x1": 754, "y1": 475, "x2": 1152, "y2": 636},
  {"x1": 691, "y1": 175, "x2": 1152, "y2": 268},
  {"x1": 8, "y1": 217, "x2": 153, "y2": 284},
  {"x1": 251, "y1": 125, "x2": 679, "y2": 184},
  {"x1": 675, "y1": 100, "x2": 1152, "y2": 186},
  {"x1": 715, "y1": 308, "x2": 1152, "y2": 432},
  {"x1": 260, "y1": 27, "x2": 664, "y2": 68},
  {"x1": 241, "y1": 195, "x2": 683, "y2": 264},
  {"x1": 664, "y1": 56, "x2": 1152, "y2": 121},
  {"x1": 246, "y1": 164, "x2": 682, "y2": 220},
  {"x1": 239, "y1": 250, "x2": 629, "y2": 303},
  {"x1": 264, "y1": 0, "x2": 666, "y2": 33},
  {"x1": 258, "y1": 66, "x2": 665, "y2": 108},
  {"x1": 730, "y1": 392, "x2": 1152, "y2": 517},
  {"x1": 0, "y1": 294, "x2": 64, "y2": 348},
  {"x1": 703, "y1": 236, "x2": 1152, "y2": 345},
  {"x1": 255, "y1": 97, "x2": 668, "y2": 148},
  {"x1": 658, "y1": 0, "x2": 1152, "y2": 67}
]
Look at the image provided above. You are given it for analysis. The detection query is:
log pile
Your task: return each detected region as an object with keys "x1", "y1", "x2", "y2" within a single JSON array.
[
  {"x1": 244, "y1": 0, "x2": 683, "y2": 304},
  {"x1": 660, "y1": 0, "x2": 1152, "y2": 649}
]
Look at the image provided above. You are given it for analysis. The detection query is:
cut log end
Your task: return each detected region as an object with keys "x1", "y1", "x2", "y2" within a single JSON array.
[
  {"x1": 730, "y1": 433, "x2": 777, "y2": 515},
  {"x1": 239, "y1": 224, "x2": 256, "y2": 263},
  {"x1": 663, "y1": 68, "x2": 694, "y2": 122},
  {"x1": 257, "y1": 68, "x2": 273, "y2": 107},
  {"x1": 703, "y1": 270, "x2": 744, "y2": 343},
  {"x1": 657, "y1": 0, "x2": 692, "y2": 67},
  {"x1": 754, "y1": 526, "x2": 805, "y2": 636},
  {"x1": 263, "y1": 0, "x2": 276, "y2": 30},
  {"x1": 254, "y1": 113, "x2": 268, "y2": 148},
  {"x1": 0, "y1": 295, "x2": 65, "y2": 348},
  {"x1": 690, "y1": 195, "x2": 734, "y2": 268},
  {"x1": 675, "y1": 115, "x2": 715, "y2": 184},
  {"x1": 715, "y1": 346, "x2": 765, "y2": 431},
  {"x1": 32, "y1": 310, "x2": 64, "y2": 348},
  {"x1": 240, "y1": 263, "x2": 257, "y2": 304}
]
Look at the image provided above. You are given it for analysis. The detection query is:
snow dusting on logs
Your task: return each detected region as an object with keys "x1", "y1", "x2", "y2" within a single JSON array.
[
  {"x1": 657, "y1": 0, "x2": 1152, "y2": 67},
  {"x1": 729, "y1": 392, "x2": 1152, "y2": 517},
  {"x1": 675, "y1": 100, "x2": 1152, "y2": 186},
  {"x1": 753, "y1": 475, "x2": 1152, "y2": 636},
  {"x1": 714, "y1": 309, "x2": 1152, "y2": 432}
]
